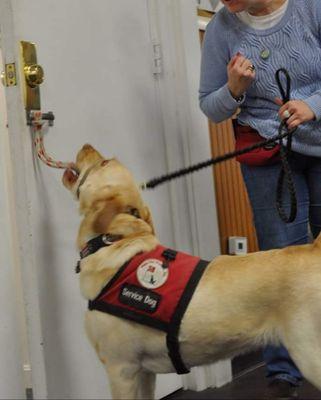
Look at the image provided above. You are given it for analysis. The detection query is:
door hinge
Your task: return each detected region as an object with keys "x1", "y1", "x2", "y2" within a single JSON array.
[
  {"x1": 1, "y1": 63, "x2": 17, "y2": 87},
  {"x1": 152, "y1": 41, "x2": 162, "y2": 75}
]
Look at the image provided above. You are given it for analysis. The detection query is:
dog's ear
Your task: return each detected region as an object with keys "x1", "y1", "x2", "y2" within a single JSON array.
[
  {"x1": 92, "y1": 196, "x2": 123, "y2": 233},
  {"x1": 142, "y1": 205, "x2": 155, "y2": 234}
]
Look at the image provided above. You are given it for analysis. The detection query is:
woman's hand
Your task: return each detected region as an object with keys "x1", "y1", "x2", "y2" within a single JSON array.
[
  {"x1": 275, "y1": 98, "x2": 316, "y2": 129},
  {"x1": 227, "y1": 52, "x2": 255, "y2": 98}
]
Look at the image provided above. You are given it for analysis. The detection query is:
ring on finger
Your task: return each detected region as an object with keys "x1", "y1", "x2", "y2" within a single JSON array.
[
  {"x1": 283, "y1": 110, "x2": 291, "y2": 119},
  {"x1": 246, "y1": 64, "x2": 255, "y2": 72}
]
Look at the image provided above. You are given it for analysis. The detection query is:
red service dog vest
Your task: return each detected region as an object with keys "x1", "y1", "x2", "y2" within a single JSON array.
[{"x1": 88, "y1": 244, "x2": 209, "y2": 374}]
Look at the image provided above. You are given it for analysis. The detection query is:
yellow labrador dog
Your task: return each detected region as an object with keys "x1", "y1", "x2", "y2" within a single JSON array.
[{"x1": 63, "y1": 144, "x2": 321, "y2": 399}]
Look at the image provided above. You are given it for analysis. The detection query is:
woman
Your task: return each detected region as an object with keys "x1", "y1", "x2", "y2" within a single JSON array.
[{"x1": 199, "y1": 0, "x2": 321, "y2": 398}]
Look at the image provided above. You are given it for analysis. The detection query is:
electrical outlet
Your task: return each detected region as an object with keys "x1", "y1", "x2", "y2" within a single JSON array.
[{"x1": 228, "y1": 237, "x2": 248, "y2": 255}]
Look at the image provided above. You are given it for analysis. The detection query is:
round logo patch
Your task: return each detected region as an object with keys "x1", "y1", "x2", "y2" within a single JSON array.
[{"x1": 136, "y1": 259, "x2": 169, "y2": 289}]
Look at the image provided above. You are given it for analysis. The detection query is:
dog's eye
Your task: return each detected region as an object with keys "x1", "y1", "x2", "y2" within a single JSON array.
[{"x1": 101, "y1": 160, "x2": 109, "y2": 167}]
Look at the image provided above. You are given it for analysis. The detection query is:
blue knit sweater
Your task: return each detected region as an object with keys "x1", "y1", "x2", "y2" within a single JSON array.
[{"x1": 199, "y1": 0, "x2": 321, "y2": 157}]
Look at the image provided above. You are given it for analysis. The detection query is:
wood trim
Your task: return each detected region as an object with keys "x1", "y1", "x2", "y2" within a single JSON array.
[
  {"x1": 209, "y1": 120, "x2": 258, "y2": 253},
  {"x1": 197, "y1": 9, "x2": 214, "y2": 18}
]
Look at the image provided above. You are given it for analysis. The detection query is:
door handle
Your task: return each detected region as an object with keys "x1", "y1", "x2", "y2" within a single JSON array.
[
  {"x1": 20, "y1": 41, "x2": 55, "y2": 126},
  {"x1": 24, "y1": 64, "x2": 44, "y2": 88},
  {"x1": 20, "y1": 41, "x2": 43, "y2": 111}
]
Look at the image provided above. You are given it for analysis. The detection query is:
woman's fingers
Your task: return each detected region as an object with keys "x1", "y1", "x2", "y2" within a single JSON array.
[
  {"x1": 228, "y1": 55, "x2": 238, "y2": 70},
  {"x1": 232, "y1": 57, "x2": 255, "y2": 77},
  {"x1": 287, "y1": 117, "x2": 301, "y2": 130},
  {"x1": 277, "y1": 100, "x2": 316, "y2": 128},
  {"x1": 274, "y1": 97, "x2": 283, "y2": 106},
  {"x1": 227, "y1": 53, "x2": 255, "y2": 97},
  {"x1": 278, "y1": 101, "x2": 295, "y2": 120},
  {"x1": 242, "y1": 60, "x2": 255, "y2": 77}
]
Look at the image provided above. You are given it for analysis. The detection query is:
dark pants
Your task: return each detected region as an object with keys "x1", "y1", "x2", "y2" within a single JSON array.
[{"x1": 241, "y1": 151, "x2": 321, "y2": 386}]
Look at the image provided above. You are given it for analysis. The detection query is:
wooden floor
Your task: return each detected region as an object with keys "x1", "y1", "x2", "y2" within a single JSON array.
[{"x1": 164, "y1": 366, "x2": 321, "y2": 400}]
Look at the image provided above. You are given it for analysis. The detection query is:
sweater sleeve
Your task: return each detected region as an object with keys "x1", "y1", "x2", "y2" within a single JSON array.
[{"x1": 199, "y1": 15, "x2": 244, "y2": 123}]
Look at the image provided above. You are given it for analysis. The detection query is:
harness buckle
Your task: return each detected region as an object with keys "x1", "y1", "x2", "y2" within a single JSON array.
[
  {"x1": 162, "y1": 249, "x2": 177, "y2": 269},
  {"x1": 162, "y1": 249, "x2": 177, "y2": 261},
  {"x1": 102, "y1": 234, "x2": 116, "y2": 245}
]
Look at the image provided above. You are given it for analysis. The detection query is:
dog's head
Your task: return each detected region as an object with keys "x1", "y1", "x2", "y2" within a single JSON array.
[{"x1": 62, "y1": 144, "x2": 154, "y2": 242}]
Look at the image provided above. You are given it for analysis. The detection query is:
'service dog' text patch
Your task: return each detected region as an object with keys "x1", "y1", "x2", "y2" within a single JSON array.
[{"x1": 119, "y1": 283, "x2": 161, "y2": 313}]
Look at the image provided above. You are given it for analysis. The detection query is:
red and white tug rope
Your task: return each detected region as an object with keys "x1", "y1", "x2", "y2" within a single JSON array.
[{"x1": 31, "y1": 111, "x2": 78, "y2": 172}]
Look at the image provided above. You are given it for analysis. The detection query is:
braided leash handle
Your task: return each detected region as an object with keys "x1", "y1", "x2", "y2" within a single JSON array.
[{"x1": 275, "y1": 69, "x2": 297, "y2": 223}]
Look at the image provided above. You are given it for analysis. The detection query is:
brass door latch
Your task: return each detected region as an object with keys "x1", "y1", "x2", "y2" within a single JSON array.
[
  {"x1": 1, "y1": 63, "x2": 17, "y2": 87},
  {"x1": 20, "y1": 40, "x2": 43, "y2": 111},
  {"x1": 20, "y1": 40, "x2": 55, "y2": 126}
]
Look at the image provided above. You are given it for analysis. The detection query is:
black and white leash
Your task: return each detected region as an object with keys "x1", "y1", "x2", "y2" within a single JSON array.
[{"x1": 140, "y1": 68, "x2": 297, "y2": 224}]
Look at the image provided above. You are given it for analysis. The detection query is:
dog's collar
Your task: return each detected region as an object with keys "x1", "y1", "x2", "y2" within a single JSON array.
[
  {"x1": 80, "y1": 233, "x2": 123, "y2": 259},
  {"x1": 76, "y1": 160, "x2": 110, "y2": 199},
  {"x1": 76, "y1": 208, "x2": 141, "y2": 273},
  {"x1": 76, "y1": 233, "x2": 123, "y2": 273}
]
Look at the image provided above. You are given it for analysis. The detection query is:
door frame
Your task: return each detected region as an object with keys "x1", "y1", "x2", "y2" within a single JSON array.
[{"x1": 0, "y1": 1, "x2": 48, "y2": 398}]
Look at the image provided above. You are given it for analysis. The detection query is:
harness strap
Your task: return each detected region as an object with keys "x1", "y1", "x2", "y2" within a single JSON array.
[{"x1": 166, "y1": 259, "x2": 209, "y2": 374}]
